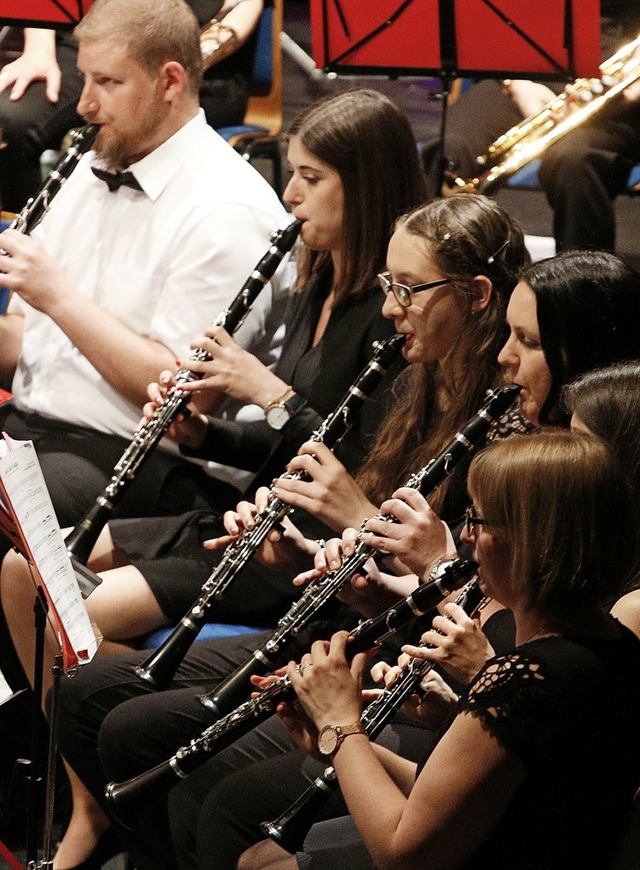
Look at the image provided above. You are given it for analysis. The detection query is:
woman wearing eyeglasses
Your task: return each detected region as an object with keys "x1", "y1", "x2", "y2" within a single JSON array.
[
  {"x1": 48, "y1": 193, "x2": 529, "y2": 869},
  {"x1": 344, "y1": 249, "x2": 640, "y2": 596},
  {"x1": 217, "y1": 195, "x2": 531, "y2": 587},
  {"x1": 242, "y1": 432, "x2": 640, "y2": 870}
]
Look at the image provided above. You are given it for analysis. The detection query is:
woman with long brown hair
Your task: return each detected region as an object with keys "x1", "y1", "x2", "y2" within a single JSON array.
[{"x1": 51, "y1": 189, "x2": 529, "y2": 870}]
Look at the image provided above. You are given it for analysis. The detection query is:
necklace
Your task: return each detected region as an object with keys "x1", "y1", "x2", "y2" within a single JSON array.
[{"x1": 519, "y1": 625, "x2": 559, "y2": 646}]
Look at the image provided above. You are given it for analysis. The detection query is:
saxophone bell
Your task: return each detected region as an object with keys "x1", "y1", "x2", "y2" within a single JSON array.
[{"x1": 445, "y1": 34, "x2": 640, "y2": 194}]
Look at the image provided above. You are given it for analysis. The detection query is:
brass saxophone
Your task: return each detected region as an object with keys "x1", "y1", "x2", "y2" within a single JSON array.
[
  {"x1": 200, "y1": 0, "x2": 251, "y2": 71},
  {"x1": 449, "y1": 34, "x2": 640, "y2": 194}
]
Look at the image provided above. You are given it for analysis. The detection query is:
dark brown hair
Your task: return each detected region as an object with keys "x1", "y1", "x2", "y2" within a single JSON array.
[
  {"x1": 521, "y1": 251, "x2": 640, "y2": 425},
  {"x1": 288, "y1": 89, "x2": 427, "y2": 304}
]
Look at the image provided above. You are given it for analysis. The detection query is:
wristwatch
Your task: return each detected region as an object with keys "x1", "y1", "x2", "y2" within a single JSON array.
[
  {"x1": 317, "y1": 722, "x2": 366, "y2": 757},
  {"x1": 264, "y1": 388, "x2": 306, "y2": 430}
]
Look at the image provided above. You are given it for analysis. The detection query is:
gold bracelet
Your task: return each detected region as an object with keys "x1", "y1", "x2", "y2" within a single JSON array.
[
  {"x1": 263, "y1": 386, "x2": 294, "y2": 413},
  {"x1": 200, "y1": 21, "x2": 239, "y2": 71}
]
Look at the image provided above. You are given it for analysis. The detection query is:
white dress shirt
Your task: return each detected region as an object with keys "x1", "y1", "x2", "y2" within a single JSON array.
[{"x1": 10, "y1": 111, "x2": 292, "y2": 448}]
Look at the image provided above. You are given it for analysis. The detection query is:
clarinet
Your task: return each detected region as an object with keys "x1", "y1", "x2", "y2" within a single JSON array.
[
  {"x1": 0, "y1": 124, "x2": 98, "y2": 253},
  {"x1": 65, "y1": 219, "x2": 302, "y2": 563},
  {"x1": 105, "y1": 559, "x2": 477, "y2": 827},
  {"x1": 134, "y1": 332, "x2": 405, "y2": 690},
  {"x1": 196, "y1": 382, "x2": 519, "y2": 712},
  {"x1": 262, "y1": 578, "x2": 486, "y2": 852}
]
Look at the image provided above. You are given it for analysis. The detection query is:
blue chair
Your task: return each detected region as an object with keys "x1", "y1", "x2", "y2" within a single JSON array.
[
  {"x1": 143, "y1": 621, "x2": 262, "y2": 649},
  {"x1": 0, "y1": 214, "x2": 13, "y2": 314},
  {"x1": 506, "y1": 158, "x2": 640, "y2": 194},
  {"x1": 216, "y1": 0, "x2": 283, "y2": 195}
]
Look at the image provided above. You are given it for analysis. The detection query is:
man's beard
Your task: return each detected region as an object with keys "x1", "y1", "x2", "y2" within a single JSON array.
[
  {"x1": 92, "y1": 131, "x2": 131, "y2": 171},
  {"x1": 91, "y1": 112, "x2": 159, "y2": 170}
]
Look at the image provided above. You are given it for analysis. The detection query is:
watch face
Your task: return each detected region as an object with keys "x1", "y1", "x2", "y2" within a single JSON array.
[
  {"x1": 317, "y1": 725, "x2": 339, "y2": 756},
  {"x1": 266, "y1": 404, "x2": 290, "y2": 430}
]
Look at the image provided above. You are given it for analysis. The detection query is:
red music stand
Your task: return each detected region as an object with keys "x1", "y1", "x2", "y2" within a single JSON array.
[
  {"x1": 309, "y1": 0, "x2": 601, "y2": 201},
  {"x1": 310, "y1": 0, "x2": 600, "y2": 81},
  {"x1": 0, "y1": 0, "x2": 92, "y2": 29}
]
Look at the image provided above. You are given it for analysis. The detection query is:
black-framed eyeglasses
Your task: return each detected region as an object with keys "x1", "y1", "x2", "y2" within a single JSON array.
[
  {"x1": 377, "y1": 271, "x2": 452, "y2": 308},
  {"x1": 465, "y1": 505, "x2": 486, "y2": 537}
]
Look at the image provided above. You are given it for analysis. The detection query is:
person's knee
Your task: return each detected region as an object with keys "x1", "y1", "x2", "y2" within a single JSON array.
[
  {"x1": 98, "y1": 696, "x2": 154, "y2": 781},
  {"x1": 0, "y1": 97, "x2": 40, "y2": 150},
  {"x1": 237, "y1": 839, "x2": 290, "y2": 870},
  {"x1": 539, "y1": 136, "x2": 594, "y2": 186},
  {"x1": 0, "y1": 549, "x2": 31, "y2": 615}
]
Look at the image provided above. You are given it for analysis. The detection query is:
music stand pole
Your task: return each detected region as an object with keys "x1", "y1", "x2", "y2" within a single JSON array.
[
  {"x1": 38, "y1": 653, "x2": 63, "y2": 869},
  {"x1": 25, "y1": 590, "x2": 48, "y2": 868}
]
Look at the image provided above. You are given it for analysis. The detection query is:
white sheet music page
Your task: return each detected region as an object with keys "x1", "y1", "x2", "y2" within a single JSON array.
[{"x1": 0, "y1": 434, "x2": 98, "y2": 670}]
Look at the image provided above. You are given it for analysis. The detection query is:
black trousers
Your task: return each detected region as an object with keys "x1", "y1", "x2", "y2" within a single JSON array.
[
  {"x1": 55, "y1": 633, "x2": 435, "y2": 870},
  {"x1": 0, "y1": 41, "x2": 84, "y2": 214},
  {"x1": 0, "y1": 404, "x2": 234, "y2": 536},
  {"x1": 422, "y1": 78, "x2": 640, "y2": 252}
]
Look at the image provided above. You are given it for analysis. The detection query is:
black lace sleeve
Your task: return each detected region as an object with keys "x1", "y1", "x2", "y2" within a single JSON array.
[
  {"x1": 458, "y1": 650, "x2": 559, "y2": 766},
  {"x1": 486, "y1": 405, "x2": 538, "y2": 443}
]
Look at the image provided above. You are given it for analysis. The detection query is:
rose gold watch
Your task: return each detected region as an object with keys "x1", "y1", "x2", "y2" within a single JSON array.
[{"x1": 317, "y1": 722, "x2": 366, "y2": 757}]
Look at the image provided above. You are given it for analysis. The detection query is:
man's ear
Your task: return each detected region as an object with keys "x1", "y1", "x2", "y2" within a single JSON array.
[{"x1": 161, "y1": 61, "x2": 187, "y2": 101}]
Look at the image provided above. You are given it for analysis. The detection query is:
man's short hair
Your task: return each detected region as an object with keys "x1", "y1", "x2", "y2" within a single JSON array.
[{"x1": 75, "y1": 0, "x2": 203, "y2": 95}]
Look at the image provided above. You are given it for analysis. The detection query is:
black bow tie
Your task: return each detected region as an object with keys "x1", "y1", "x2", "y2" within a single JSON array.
[{"x1": 91, "y1": 166, "x2": 143, "y2": 193}]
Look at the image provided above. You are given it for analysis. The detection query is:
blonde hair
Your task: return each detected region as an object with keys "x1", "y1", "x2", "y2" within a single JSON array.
[
  {"x1": 468, "y1": 432, "x2": 640, "y2": 614},
  {"x1": 75, "y1": 0, "x2": 203, "y2": 95}
]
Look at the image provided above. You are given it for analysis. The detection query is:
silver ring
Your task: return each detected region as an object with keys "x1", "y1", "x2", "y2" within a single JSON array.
[{"x1": 295, "y1": 662, "x2": 312, "y2": 673}]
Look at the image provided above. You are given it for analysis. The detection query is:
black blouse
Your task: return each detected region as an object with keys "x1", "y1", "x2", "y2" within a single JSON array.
[
  {"x1": 185, "y1": 273, "x2": 402, "y2": 497},
  {"x1": 436, "y1": 622, "x2": 640, "y2": 869}
]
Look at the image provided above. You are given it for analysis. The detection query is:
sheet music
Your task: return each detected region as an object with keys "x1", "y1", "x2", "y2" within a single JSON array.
[{"x1": 0, "y1": 437, "x2": 98, "y2": 669}]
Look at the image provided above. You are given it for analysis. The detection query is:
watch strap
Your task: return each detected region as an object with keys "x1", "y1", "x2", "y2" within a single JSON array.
[
  {"x1": 281, "y1": 392, "x2": 306, "y2": 416},
  {"x1": 264, "y1": 386, "x2": 293, "y2": 413},
  {"x1": 318, "y1": 721, "x2": 366, "y2": 756}
]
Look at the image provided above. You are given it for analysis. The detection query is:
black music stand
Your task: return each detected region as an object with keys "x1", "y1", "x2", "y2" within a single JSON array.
[
  {"x1": 309, "y1": 0, "x2": 600, "y2": 190},
  {"x1": 0, "y1": 0, "x2": 92, "y2": 29}
]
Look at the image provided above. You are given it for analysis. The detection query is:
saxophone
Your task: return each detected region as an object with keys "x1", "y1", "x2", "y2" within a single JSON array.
[
  {"x1": 200, "y1": 0, "x2": 251, "y2": 71},
  {"x1": 448, "y1": 34, "x2": 640, "y2": 194}
]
